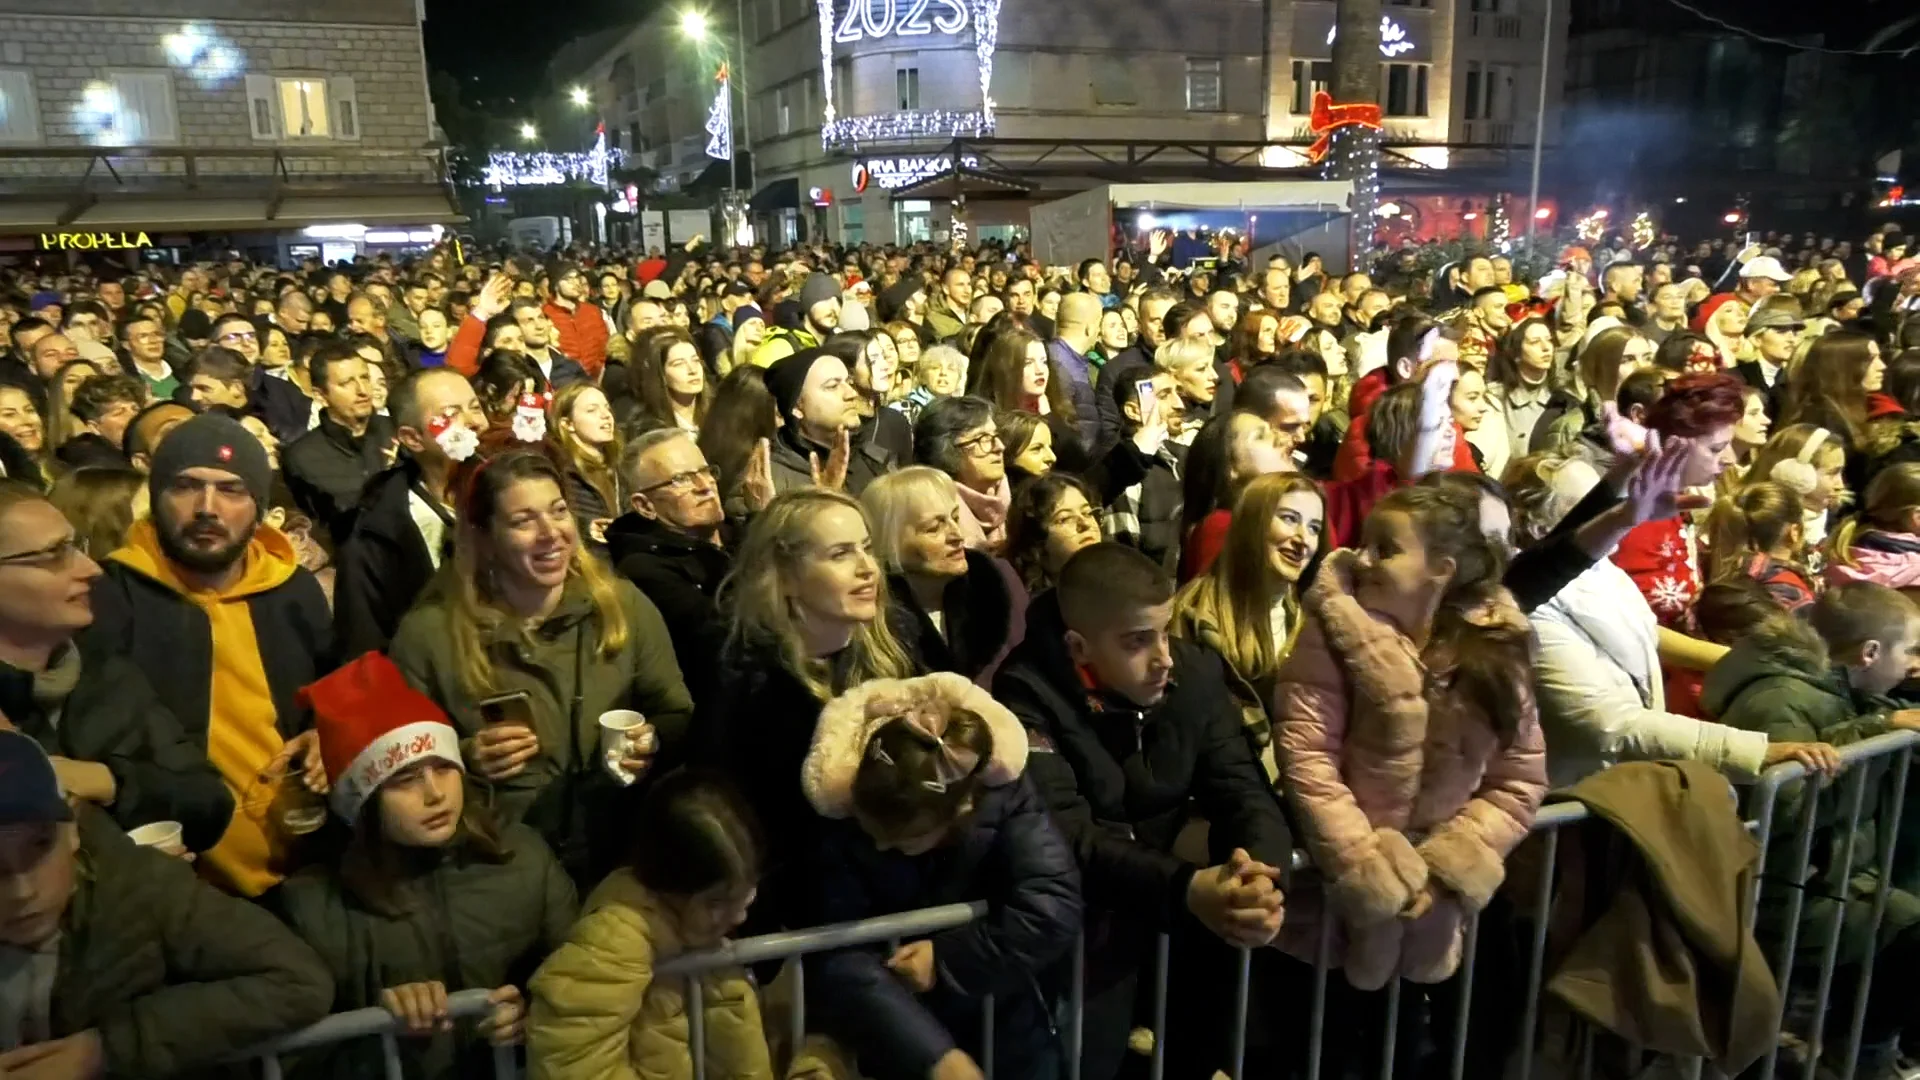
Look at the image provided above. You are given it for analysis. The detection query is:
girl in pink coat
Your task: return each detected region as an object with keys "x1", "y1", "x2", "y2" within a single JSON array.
[{"x1": 1273, "y1": 484, "x2": 1548, "y2": 991}]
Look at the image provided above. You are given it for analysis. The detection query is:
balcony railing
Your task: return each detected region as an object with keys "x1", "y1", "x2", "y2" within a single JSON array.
[
  {"x1": 0, "y1": 145, "x2": 450, "y2": 192},
  {"x1": 1470, "y1": 13, "x2": 1527, "y2": 38}
]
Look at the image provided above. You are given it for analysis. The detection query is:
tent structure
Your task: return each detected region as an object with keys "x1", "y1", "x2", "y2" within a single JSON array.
[{"x1": 1028, "y1": 181, "x2": 1353, "y2": 274}]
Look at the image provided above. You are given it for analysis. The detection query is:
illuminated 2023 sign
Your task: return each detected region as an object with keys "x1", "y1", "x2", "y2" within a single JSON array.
[{"x1": 834, "y1": 0, "x2": 969, "y2": 43}]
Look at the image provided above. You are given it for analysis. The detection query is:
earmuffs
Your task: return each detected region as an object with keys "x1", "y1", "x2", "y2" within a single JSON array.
[{"x1": 1768, "y1": 427, "x2": 1829, "y2": 496}]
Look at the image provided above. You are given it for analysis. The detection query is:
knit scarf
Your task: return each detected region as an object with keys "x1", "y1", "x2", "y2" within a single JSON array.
[
  {"x1": 954, "y1": 476, "x2": 1011, "y2": 555},
  {"x1": 30, "y1": 644, "x2": 81, "y2": 730}
]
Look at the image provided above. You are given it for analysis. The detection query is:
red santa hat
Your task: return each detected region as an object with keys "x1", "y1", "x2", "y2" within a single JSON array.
[{"x1": 299, "y1": 653, "x2": 466, "y2": 825}]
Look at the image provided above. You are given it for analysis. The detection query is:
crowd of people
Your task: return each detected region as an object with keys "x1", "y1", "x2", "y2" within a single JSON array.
[{"x1": 1, "y1": 217, "x2": 1920, "y2": 1080}]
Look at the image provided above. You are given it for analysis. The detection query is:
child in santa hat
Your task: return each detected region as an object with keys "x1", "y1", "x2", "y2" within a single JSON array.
[{"x1": 276, "y1": 652, "x2": 579, "y2": 1080}]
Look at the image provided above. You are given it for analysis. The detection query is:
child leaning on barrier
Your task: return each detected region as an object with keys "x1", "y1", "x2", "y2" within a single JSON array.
[
  {"x1": 526, "y1": 769, "x2": 775, "y2": 1080},
  {"x1": 797, "y1": 672, "x2": 1083, "y2": 1080},
  {"x1": 277, "y1": 653, "x2": 577, "y2": 1080},
  {"x1": 1700, "y1": 582, "x2": 1920, "y2": 1077}
]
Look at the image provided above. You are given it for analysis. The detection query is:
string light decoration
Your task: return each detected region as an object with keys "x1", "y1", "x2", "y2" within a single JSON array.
[
  {"x1": 1574, "y1": 208, "x2": 1610, "y2": 244},
  {"x1": 1488, "y1": 196, "x2": 1511, "y2": 245},
  {"x1": 705, "y1": 64, "x2": 733, "y2": 162},
  {"x1": 1631, "y1": 210, "x2": 1655, "y2": 250},
  {"x1": 484, "y1": 127, "x2": 624, "y2": 188},
  {"x1": 1321, "y1": 123, "x2": 1381, "y2": 233},
  {"x1": 816, "y1": 0, "x2": 1001, "y2": 149}
]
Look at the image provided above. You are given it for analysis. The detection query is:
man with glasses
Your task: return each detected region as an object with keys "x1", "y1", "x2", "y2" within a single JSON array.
[
  {"x1": 332, "y1": 368, "x2": 486, "y2": 657},
  {"x1": 0, "y1": 485, "x2": 231, "y2": 852},
  {"x1": 542, "y1": 259, "x2": 610, "y2": 380},
  {"x1": 120, "y1": 312, "x2": 177, "y2": 399},
  {"x1": 85, "y1": 413, "x2": 334, "y2": 899},
  {"x1": 608, "y1": 428, "x2": 766, "y2": 704}
]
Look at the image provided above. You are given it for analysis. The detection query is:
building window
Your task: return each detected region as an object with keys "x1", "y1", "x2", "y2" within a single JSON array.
[
  {"x1": 1289, "y1": 59, "x2": 1331, "y2": 115},
  {"x1": 1092, "y1": 56, "x2": 1135, "y2": 106},
  {"x1": 1185, "y1": 58, "x2": 1223, "y2": 112},
  {"x1": 0, "y1": 70, "x2": 42, "y2": 144},
  {"x1": 1462, "y1": 62, "x2": 1481, "y2": 120},
  {"x1": 245, "y1": 74, "x2": 358, "y2": 142},
  {"x1": 834, "y1": 58, "x2": 853, "y2": 115},
  {"x1": 1383, "y1": 63, "x2": 1428, "y2": 117},
  {"x1": 83, "y1": 72, "x2": 177, "y2": 144},
  {"x1": 896, "y1": 67, "x2": 920, "y2": 110},
  {"x1": 775, "y1": 85, "x2": 791, "y2": 135}
]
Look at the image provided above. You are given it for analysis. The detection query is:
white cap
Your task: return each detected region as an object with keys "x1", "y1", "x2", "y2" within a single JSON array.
[{"x1": 1739, "y1": 256, "x2": 1792, "y2": 282}]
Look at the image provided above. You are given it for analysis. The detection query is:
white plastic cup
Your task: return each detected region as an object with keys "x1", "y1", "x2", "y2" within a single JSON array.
[
  {"x1": 598, "y1": 710, "x2": 653, "y2": 786},
  {"x1": 128, "y1": 820, "x2": 186, "y2": 856}
]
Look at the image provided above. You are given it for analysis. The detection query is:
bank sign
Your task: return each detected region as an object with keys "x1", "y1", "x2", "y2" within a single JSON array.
[{"x1": 852, "y1": 155, "x2": 982, "y2": 192}]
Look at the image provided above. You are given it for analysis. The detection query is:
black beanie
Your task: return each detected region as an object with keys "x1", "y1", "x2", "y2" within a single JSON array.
[
  {"x1": 878, "y1": 279, "x2": 920, "y2": 322},
  {"x1": 148, "y1": 412, "x2": 272, "y2": 508},
  {"x1": 765, "y1": 348, "x2": 831, "y2": 425}
]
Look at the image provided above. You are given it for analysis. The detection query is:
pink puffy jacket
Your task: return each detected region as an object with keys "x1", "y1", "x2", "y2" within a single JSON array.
[{"x1": 1272, "y1": 551, "x2": 1548, "y2": 990}]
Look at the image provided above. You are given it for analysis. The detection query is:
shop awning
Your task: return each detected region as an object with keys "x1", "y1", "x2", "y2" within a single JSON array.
[
  {"x1": 748, "y1": 177, "x2": 800, "y2": 212},
  {"x1": 0, "y1": 186, "x2": 464, "y2": 234},
  {"x1": 892, "y1": 164, "x2": 1034, "y2": 200},
  {"x1": 682, "y1": 152, "x2": 754, "y2": 197}
]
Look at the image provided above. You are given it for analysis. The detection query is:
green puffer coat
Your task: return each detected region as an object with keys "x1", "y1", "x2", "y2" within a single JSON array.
[
  {"x1": 388, "y1": 576, "x2": 696, "y2": 880},
  {"x1": 278, "y1": 824, "x2": 579, "y2": 1080},
  {"x1": 1701, "y1": 619, "x2": 1920, "y2": 968}
]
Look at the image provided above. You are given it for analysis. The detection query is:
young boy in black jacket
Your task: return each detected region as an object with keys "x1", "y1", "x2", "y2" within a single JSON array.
[{"x1": 993, "y1": 543, "x2": 1289, "y2": 1080}]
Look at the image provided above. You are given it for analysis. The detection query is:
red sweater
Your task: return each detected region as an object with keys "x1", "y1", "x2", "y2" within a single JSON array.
[
  {"x1": 1610, "y1": 515, "x2": 1707, "y2": 716},
  {"x1": 1333, "y1": 368, "x2": 1477, "y2": 482},
  {"x1": 1180, "y1": 509, "x2": 1233, "y2": 583},
  {"x1": 543, "y1": 299, "x2": 609, "y2": 378}
]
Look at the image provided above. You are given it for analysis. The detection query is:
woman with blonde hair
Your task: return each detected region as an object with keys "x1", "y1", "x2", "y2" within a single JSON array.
[
  {"x1": 549, "y1": 382, "x2": 622, "y2": 548},
  {"x1": 1171, "y1": 472, "x2": 1324, "y2": 780},
  {"x1": 1157, "y1": 335, "x2": 1222, "y2": 427},
  {"x1": 862, "y1": 466, "x2": 1028, "y2": 687},
  {"x1": 1746, "y1": 424, "x2": 1850, "y2": 554},
  {"x1": 1703, "y1": 298, "x2": 1751, "y2": 370},
  {"x1": 700, "y1": 487, "x2": 922, "y2": 929},
  {"x1": 388, "y1": 450, "x2": 695, "y2": 885}
]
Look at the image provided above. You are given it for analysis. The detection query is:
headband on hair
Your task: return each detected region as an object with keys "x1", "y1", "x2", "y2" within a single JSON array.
[
  {"x1": 1769, "y1": 427, "x2": 1831, "y2": 496},
  {"x1": 801, "y1": 673, "x2": 1028, "y2": 820}
]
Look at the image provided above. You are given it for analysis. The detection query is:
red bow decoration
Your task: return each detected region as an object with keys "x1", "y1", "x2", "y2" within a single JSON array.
[{"x1": 1306, "y1": 91, "x2": 1383, "y2": 165}]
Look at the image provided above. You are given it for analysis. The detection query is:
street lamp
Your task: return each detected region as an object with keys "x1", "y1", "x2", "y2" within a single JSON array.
[
  {"x1": 519, "y1": 122, "x2": 537, "y2": 141},
  {"x1": 680, "y1": 6, "x2": 751, "y2": 244},
  {"x1": 569, "y1": 86, "x2": 590, "y2": 107},
  {"x1": 680, "y1": 10, "x2": 709, "y2": 40}
]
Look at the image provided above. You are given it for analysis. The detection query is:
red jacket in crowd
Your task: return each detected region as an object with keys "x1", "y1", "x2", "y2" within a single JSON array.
[
  {"x1": 543, "y1": 299, "x2": 609, "y2": 378},
  {"x1": 1332, "y1": 368, "x2": 1477, "y2": 483}
]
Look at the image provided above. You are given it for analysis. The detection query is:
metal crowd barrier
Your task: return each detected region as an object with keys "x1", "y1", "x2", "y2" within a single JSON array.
[
  {"x1": 1743, "y1": 728, "x2": 1920, "y2": 1080},
  {"x1": 237, "y1": 987, "x2": 517, "y2": 1080},
  {"x1": 243, "y1": 734, "x2": 1920, "y2": 1080}
]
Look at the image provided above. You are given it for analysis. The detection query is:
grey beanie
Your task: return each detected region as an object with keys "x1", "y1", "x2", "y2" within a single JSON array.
[
  {"x1": 799, "y1": 271, "x2": 840, "y2": 312},
  {"x1": 148, "y1": 412, "x2": 273, "y2": 507}
]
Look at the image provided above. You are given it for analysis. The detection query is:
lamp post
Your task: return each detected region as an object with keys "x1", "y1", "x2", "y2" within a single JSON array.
[{"x1": 682, "y1": 8, "x2": 747, "y2": 243}]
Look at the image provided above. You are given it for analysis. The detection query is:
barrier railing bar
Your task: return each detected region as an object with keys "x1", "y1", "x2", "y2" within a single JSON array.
[
  {"x1": 1307, "y1": 904, "x2": 1333, "y2": 1080},
  {"x1": 1449, "y1": 911, "x2": 1480, "y2": 1080},
  {"x1": 1380, "y1": 976, "x2": 1402, "y2": 1080},
  {"x1": 789, "y1": 957, "x2": 805, "y2": 1071},
  {"x1": 1516, "y1": 825, "x2": 1559, "y2": 1080},
  {"x1": 658, "y1": 902, "x2": 986, "y2": 976},
  {"x1": 241, "y1": 987, "x2": 502, "y2": 1060},
  {"x1": 1762, "y1": 760, "x2": 1826, "y2": 1080},
  {"x1": 1843, "y1": 747, "x2": 1912, "y2": 1080},
  {"x1": 982, "y1": 992, "x2": 995, "y2": 1080},
  {"x1": 261, "y1": 1055, "x2": 284, "y2": 1080},
  {"x1": 1748, "y1": 731, "x2": 1920, "y2": 924},
  {"x1": 1068, "y1": 933, "x2": 1085, "y2": 1080},
  {"x1": 378, "y1": 1031, "x2": 403, "y2": 1080},
  {"x1": 690, "y1": 977, "x2": 708, "y2": 1080},
  {"x1": 1804, "y1": 766, "x2": 1871, "y2": 1080},
  {"x1": 1149, "y1": 932, "x2": 1169, "y2": 1080},
  {"x1": 1229, "y1": 946, "x2": 1251, "y2": 1080},
  {"x1": 1579, "y1": 1024, "x2": 1594, "y2": 1080}
]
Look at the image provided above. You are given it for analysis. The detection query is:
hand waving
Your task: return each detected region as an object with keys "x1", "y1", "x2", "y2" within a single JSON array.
[{"x1": 809, "y1": 426, "x2": 852, "y2": 491}]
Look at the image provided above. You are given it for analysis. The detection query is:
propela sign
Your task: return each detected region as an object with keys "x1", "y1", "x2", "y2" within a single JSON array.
[
  {"x1": 39, "y1": 231, "x2": 152, "y2": 250},
  {"x1": 852, "y1": 154, "x2": 981, "y2": 193}
]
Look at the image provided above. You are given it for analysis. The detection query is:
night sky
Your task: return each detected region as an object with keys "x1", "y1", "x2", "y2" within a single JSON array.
[{"x1": 420, "y1": 0, "x2": 1916, "y2": 115}]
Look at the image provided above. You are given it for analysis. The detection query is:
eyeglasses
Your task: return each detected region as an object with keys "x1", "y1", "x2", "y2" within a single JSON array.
[
  {"x1": 0, "y1": 535, "x2": 88, "y2": 570},
  {"x1": 637, "y1": 464, "x2": 716, "y2": 494},
  {"x1": 956, "y1": 431, "x2": 1003, "y2": 456},
  {"x1": 218, "y1": 330, "x2": 256, "y2": 344}
]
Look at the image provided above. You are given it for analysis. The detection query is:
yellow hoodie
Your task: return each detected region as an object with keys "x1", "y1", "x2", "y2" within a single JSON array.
[{"x1": 111, "y1": 518, "x2": 303, "y2": 897}]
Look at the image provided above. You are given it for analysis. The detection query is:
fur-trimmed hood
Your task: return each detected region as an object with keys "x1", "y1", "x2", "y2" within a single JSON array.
[
  {"x1": 1699, "y1": 616, "x2": 1837, "y2": 719},
  {"x1": 802, "y1": 672, "x2": 1029, "y2": 819}
]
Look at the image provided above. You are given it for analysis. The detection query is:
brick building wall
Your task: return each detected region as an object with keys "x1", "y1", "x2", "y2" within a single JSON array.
[{"x1": 0, "y1": 0, "x2": 438, "y2": 184}]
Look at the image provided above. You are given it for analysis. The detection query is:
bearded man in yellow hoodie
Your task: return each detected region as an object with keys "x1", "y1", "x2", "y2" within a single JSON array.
[{"x1": 83, "y1": 412, "x2": 335, "y2": 899}]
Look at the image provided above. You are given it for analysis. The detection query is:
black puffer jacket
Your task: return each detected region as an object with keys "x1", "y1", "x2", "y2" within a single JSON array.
[
  {"x1": 606, "y1": 512, "x2": 733, "y2": 704},
  {"x1": 0, "y1": 644, "x2": 232, "y2": 852},
  {"x1": 283, "y1": 413, "x2": 398, "y2": 544},
  {"x1": 768, "y1": 423, "x2": 897, "y2": 497},
  {"x1": 889, "y1": 549, "x2": 1027, "y2": 688},
  {"x1": 992, "y1": 593, "x2": 1291, "y2": 967}
]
